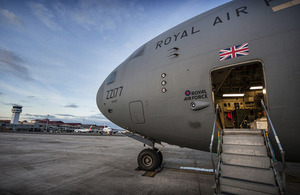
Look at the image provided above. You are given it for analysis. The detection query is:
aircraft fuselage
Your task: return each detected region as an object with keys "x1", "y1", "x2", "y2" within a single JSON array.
[{"x1": 97, "y1": 0, "x2": 300, "y2": 162}]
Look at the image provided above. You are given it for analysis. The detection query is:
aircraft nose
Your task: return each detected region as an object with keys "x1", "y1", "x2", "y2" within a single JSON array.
[{"x1": 96, "y1": 82, "x2": 105, "y2": 114}]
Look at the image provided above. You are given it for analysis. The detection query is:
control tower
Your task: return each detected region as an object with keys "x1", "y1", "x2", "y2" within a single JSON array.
[{"x1": 10, "y1": 105, "x2": 22, "y2": 124}]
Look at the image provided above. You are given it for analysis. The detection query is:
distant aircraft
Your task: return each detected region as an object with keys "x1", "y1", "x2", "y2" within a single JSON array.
[
  {"x1": 102, "y1": 125, "x2": 118, "y2": 135},
  {"x1": 74, "y1": 125, "x2": 94, "y2": 133},
  {"x1": 96, "y1": 0, "x2": 300, "y2": 172},
  {"x1": 103, "y1": 126, "x2": 112, "y2": 134}
]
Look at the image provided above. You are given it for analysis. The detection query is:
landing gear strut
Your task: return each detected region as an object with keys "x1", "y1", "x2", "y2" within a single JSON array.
[
  {"x1": 137, "y1": 148, "x2": 163, "y2": 171},
  {"x1": 123, "y1": 132, "x2": 164, "y2": 171}
]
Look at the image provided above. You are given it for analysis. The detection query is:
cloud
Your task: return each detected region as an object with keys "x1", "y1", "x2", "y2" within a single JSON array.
[
  {"x1": 0, "y1": 48, "x2": 33, "y2": 80},
  {"x1": 56, "y1": 114, "x2": 75, "y2": 117},
  {"x1": 65, "y1": 104, "x2": 79, "y2": 108},
  {"x1": 0, "y1": 92, "x2": 4, "y2": 96},
  {"x1": 25, "y1": 96, "x2": 40, "y2": 102},
  {"x1": 52, "y1": 0, "x2": 144, "y2": 32},
  {"x1": 0, "y1": 101, "x2": 17, "y2": 106},
  {"x1": 23, "y1": 113, "x2": 55, "y2": 119},
  {"x1": 87, "y1": 113, "x2": 106, "y2": 120},
  {"x1": 0, "y1": 8, "x2": 24, "y2": 27},
  {"x1": 28, "y1": 1, "x2": 60, "y2": 31}
]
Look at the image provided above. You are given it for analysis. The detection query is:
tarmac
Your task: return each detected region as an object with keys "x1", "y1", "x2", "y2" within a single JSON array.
[{"x1": 0, "y1": 132, "x2": 299, "y2": 195}]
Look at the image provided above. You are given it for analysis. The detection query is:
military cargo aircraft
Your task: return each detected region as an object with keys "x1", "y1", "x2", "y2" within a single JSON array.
[{"x1": 96, "y1": 0, "x2": 300, "y2": 171}]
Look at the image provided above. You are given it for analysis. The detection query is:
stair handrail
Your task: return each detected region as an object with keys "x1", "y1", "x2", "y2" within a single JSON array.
[
  {"x1": 261, "y1": 100, "x2": 284, "y2": 152},
  {"x1": 260, "y1": 99, "x2": 286, "y2": 192},
  {"x1": 210, "y1": 104, "x2": 219, "y2": 182}
]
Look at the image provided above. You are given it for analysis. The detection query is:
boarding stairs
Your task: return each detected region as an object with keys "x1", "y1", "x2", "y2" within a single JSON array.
[{"x1": 210, "y1": 101, "x2": 286, "y2": 195}]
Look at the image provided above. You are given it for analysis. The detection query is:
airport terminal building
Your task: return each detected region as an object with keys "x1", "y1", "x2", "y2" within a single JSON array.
[{"x1": 0, "y1": 119, "x2": 103, "y2": 132}]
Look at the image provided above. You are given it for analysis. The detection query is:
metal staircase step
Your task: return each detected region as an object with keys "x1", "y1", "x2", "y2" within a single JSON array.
[
  {"x1": 222, "y1": 144, "x2": 268, "y2": 156},
  {"x1": 223, "y1": 129, "x2": 262, "y2": 135},
  {"x1": 220, "y1": 164, "x2": 276, "y2": 185},
  {"x1": 222, "y1": 153, "x2": 271, "y2": 168},
  {"x1": 220, "y1": 184, "x2": 278, "y2": 195},
  {"x1": 223, "y1": 135, "x2": 265, "y2": 146},
  {"x1": 215, "y1": 129, "x2": 282, "y2": 194},
  {"x1": 220, "y1": 177, "x2": 279, "y2": 194}
]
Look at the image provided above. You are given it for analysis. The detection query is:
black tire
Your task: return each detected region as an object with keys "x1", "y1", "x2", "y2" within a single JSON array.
[
  {"x1": 154, "y1": 148, "x2": 163, "y2": 166},
  {"x1": 137, "y1": 149, "x2": 160, "y2": 171}
]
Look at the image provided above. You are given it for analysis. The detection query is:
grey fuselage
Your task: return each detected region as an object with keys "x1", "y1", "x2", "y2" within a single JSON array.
[{"x1": 97, "y1": 0, "x2": 300, "y2": 162}]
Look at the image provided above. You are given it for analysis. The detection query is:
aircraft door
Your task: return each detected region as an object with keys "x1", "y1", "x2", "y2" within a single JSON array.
[
  {"x1": 210, "y1": 61, "x2": 268, "y2": 129},
  {"x1": 129, "y1": 101, "x2": 145, "y2": 124}
]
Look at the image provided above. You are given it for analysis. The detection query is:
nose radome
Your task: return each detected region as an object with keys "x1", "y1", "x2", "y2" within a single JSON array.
[{"x1": 96, "y1": 82, "x2": 105, "y2": 115}]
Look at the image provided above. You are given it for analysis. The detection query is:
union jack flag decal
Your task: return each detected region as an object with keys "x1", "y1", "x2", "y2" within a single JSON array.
[{"x1": 219, "y1": 43, "x2": 249, "y2": 61}]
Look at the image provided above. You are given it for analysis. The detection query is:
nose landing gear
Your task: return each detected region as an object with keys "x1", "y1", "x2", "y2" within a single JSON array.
[
  {"x1": 137, "y1": 148, "x2": 163, "y2": 171},
  {"x1": 122, "y1": 131, "x2": 164, "y2": 171}
]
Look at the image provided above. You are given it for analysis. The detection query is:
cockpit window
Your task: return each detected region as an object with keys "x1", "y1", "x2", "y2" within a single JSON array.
[
  {"x1": 107, "y1": 71, "x2": 117, "y2": 85},
  {"x1": 127, "y1": 44, "x2": 145, "y2": 61}
]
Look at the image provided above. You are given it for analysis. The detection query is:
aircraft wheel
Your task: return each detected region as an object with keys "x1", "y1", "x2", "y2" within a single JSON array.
[
  {"x1": 154, "y1": 148, "x2": 163, "y2": 166},
  {"x1": 137, "y1": 149, "x2": 160, "y2": 171}
]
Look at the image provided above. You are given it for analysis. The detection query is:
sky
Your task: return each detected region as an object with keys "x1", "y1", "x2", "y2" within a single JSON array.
[{"x1": 0, "y1": 0, "x2": 231, "y2": 128}]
